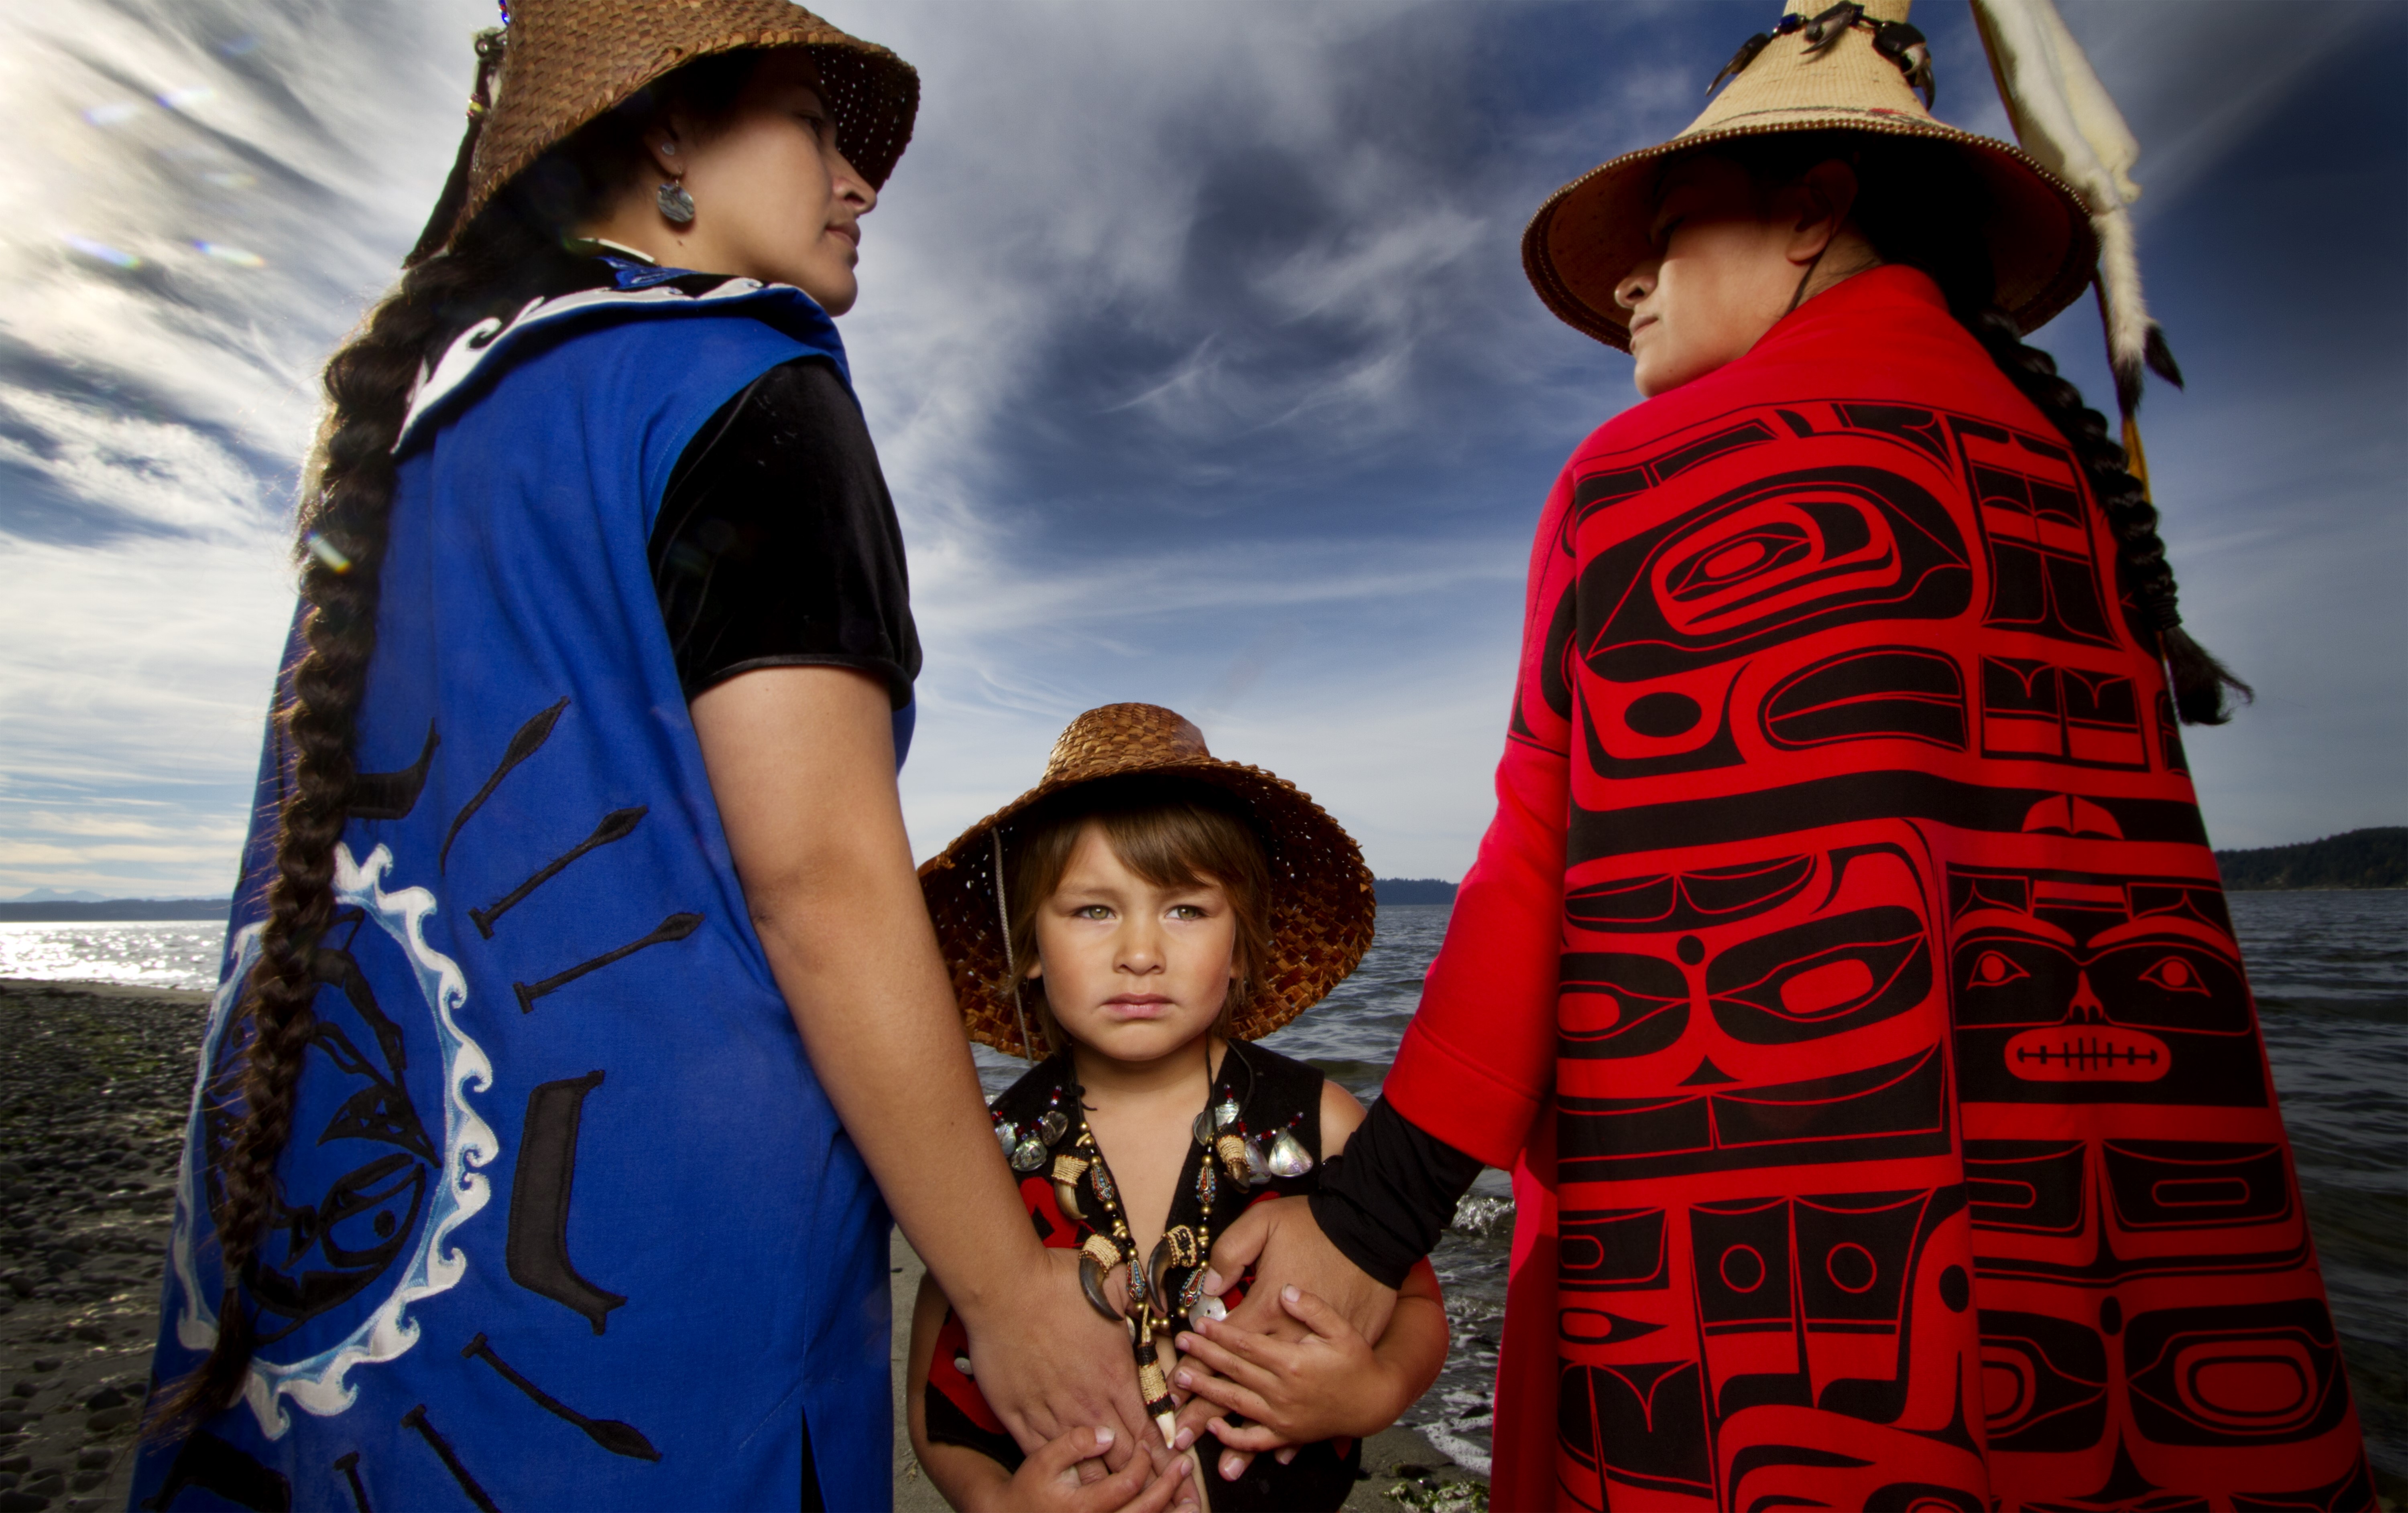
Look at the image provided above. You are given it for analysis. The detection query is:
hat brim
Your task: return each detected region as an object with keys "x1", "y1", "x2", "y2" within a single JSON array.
[
  {"x1": 919, "y1": 755, "x2": 1377, "y2": 1055},
  {"x1": 1523, "y1": 116, "x2": 2099, "y2": 352}
]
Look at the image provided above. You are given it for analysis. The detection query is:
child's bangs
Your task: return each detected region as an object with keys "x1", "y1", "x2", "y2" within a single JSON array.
[{"x1": 1092, "y1": 796, "x2": 1267, "y2": 902}]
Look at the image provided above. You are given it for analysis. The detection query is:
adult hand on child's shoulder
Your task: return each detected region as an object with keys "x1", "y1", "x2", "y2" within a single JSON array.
[
  {"x1": 1173, "y1": 1284, "x2": 1403, "y2": 1460},
  {"x1": 981, "y1": 1424, "x2": 1199, "y2": 1513},
  {"x1": 1202, "y1": 1193, "x2": 1397, "y2": 1349},
  {"x1": 1201, "y1": 1081, "x2": 1393, "y2": 1349}
]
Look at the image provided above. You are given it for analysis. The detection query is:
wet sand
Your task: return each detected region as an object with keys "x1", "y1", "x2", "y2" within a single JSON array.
[{"x1": 0, "y1": 979, "x2": 1485, "y2": 1512}]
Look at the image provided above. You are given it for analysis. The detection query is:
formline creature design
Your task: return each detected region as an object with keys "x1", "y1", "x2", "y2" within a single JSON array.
[{"x1": 1458, "y1": 321, "x2": 2371, "y2": 1507}]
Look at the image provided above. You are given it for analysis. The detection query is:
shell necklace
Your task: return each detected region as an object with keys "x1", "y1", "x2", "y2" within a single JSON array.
[
  {"x1": 986, "y1": 1043, "x2": 1318, "y2": 1450},
  {"x1": 1057, "y1": 1043, "x2": 1257, "y2": 1433}
]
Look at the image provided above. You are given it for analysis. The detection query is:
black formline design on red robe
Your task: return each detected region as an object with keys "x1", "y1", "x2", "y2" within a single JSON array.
[{"x1": 1385, "y1": 267, "x2": 2371, "y2": 1511}]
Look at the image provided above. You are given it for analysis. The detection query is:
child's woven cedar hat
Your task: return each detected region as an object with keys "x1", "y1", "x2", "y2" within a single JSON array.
[
  {"x1": 1523, "y1": 0, "x2": 2095, "y2": 351},
  {"x1": 407, "y1": 0, "x2": 917, "y2": 264},
  {"x1": 919, "y1": 705, "x2": 1377, "y2": 1054}
]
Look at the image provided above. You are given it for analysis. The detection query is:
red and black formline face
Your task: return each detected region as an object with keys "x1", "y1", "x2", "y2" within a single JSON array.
[
  {"x1": 1944, "y1": 862, "x2": 2366, "y2": 1499},
  {"x1": 1556, "y1": 843, "x2": 1952, "y2": 1185},
  {"x1": 1948, "y1": 867, "x2": 2265, "y2": 1109},
  {"x1": 1550, "y1": 840, "x2": 1990, "y2": 1507}
]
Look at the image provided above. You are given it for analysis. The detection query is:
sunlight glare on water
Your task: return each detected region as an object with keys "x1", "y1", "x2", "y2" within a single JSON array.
[{"x1": 0, "y1": 920, "x2": 226, "y2": 990}]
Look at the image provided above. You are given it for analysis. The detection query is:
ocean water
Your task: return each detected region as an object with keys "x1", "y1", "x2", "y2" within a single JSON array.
[
  {"x1": 14, "y1": 894, "x2": 2404, "y2": 1479},
  {"x1": 0, "y1": 920, "x2": 226, "y2": 990}
]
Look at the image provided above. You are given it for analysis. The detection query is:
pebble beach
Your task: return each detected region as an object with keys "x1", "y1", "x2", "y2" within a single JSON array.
[{"x1": 0, "y1": 979, "x2": 206, "y2": 1512}]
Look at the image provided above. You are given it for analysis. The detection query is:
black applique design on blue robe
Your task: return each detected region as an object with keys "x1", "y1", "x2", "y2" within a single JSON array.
[{"x1": 136, "y1": 266, "x2": 910, "y2": 1513}]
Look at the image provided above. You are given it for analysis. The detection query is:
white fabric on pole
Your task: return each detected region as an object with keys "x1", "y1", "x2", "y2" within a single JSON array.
[{"x1": 1969, "y1": 0, "x2": 2157, "y2": 394}]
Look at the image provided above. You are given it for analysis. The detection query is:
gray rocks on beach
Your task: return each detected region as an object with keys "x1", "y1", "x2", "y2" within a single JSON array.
[{"x1": 0, "y1": 978, "x2": 207, "y2": 1512}]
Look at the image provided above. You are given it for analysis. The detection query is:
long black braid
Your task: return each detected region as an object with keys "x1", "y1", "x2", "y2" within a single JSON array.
[
  {"x1": 150, "y1": 43, "x2": 763, "y2": 1438},
  {"x1": 1714, "y1": 132, "x2": 2249, "y2": 725}
]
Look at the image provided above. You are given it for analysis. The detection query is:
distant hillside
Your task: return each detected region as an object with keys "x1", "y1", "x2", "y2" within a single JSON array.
[
  {"x1": 2215, "y1": 828, "x2": 2406, "y2": 891},
  {"x1": 1375, "y1": 877, "x2": 1458, "y2": 905},
  {"x1": 0, "y1": 898, "x2": 229, "y2": 922}
]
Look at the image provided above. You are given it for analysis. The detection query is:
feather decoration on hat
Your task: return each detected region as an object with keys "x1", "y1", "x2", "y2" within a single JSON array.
[{"x1": 1969, "y1": 0, "x2": 2182, "y2": 423}]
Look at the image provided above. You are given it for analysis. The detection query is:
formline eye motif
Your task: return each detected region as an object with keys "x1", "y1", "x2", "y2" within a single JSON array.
[
  {"x1": 2136, "y1": 955, "x2": 2211, "y2": 994},
  {"x1": 1970, "y1": 949, "x2": 2029, "y2": 987}
]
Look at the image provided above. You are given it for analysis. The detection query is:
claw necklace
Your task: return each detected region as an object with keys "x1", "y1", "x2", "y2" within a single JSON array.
[{"x1": 1057, "y1": 1041, "x2": 1256, "y2": 1440}]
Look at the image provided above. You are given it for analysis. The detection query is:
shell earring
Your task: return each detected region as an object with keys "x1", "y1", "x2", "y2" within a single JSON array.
[{"x1": 656, "y1": 177, "x2": 696, "y2": 225}]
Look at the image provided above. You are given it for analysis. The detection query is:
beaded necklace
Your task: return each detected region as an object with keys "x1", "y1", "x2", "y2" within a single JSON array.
[
  {"x1": 984, "y1": 1042, "x2": 1320, "y2": 1439},
  {"x1": 1062, "y1": 1043, "x2": 1253, "y2": 1424}
]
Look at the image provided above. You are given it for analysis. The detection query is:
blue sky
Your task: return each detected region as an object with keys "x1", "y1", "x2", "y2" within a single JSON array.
[{"x1": 0, "y1": 0, "x2": 2400, "y2": 899}]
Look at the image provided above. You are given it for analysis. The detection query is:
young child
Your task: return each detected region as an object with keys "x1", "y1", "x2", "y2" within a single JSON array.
[{"x1": 909, "y1": 704, "x2": 1449, "y2": 1512}]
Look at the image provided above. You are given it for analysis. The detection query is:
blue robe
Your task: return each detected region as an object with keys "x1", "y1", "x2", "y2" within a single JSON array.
[{"x1": 134, "y1": 267, "x2": 906, "y2": 1512}]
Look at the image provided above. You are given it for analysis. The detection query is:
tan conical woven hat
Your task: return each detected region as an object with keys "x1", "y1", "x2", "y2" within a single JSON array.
[
  {"x1": 1524, "y1": 0, "x2": 2095, "y2": 351},
  {"x1": 419, "y1": 0, "x2": 917, "y2": 260},
  {"x1": 919, "y1": 705, "x2": 1377, "y2": 1054}
]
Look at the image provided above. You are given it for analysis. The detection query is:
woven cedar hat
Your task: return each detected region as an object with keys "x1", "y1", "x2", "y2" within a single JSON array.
[
  {"x1": 919, "y1": 705, "x2": 1377, "y2": 1055},
  {"x1": 410, "y1": 0, "x2": 917, "y2": 262},
  {"x1": 1523, "y1": 0, "x2": 2095, "y2": 351}
]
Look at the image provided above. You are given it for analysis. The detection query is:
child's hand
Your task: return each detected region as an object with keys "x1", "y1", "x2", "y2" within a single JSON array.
[
  {"x1": 1172, "y1": 1284, "x2": 1405, "y2": 1454},
  {"x1": 982, "y1": 1424, "x2": 1198, "y2": 1513}
]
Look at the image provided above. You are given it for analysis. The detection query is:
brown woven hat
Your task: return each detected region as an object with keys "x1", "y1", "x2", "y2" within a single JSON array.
[
  {"x1": 1523, "y1": 0, "x2": 2096, "y2": 351},
  {"x1": 410, "y1": 0, "x2": 917, "y2": 262},
  {"x1": 918, "y1": 705, "x2": 1377, "y2": 1055}
]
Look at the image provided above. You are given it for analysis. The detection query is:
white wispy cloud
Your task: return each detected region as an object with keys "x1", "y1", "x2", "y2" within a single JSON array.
[{"x1": 0, "y1": 0, "x2": 2398, "y2": 900}]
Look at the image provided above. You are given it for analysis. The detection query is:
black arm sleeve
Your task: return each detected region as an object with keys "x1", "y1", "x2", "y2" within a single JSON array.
[
  {"x1": 1308, "y1": 1098, "x2": 1485, "y2": 1288},
  {"x1": 649, "y1": 357, "x2": 922, "y2": 706}
]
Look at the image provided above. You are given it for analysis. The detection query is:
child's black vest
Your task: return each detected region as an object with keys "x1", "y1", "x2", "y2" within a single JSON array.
[{"x1": 924, "y1": 1042, "x2": 1364, "y2": 1509}]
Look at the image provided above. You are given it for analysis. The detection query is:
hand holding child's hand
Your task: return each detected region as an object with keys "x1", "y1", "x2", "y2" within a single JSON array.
[
  {"x1": 1173, "y1": 1284, "x2": 1404, "y2": 1456},
  {"x1": 984, "y1": 1425, "x2": 1197, "y2": 1513}
]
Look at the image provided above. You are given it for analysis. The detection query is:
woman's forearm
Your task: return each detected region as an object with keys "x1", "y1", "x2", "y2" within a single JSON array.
[
  {"x1": 694, "y1": 668, "x2": 1166, "y2": 1470},
  {"x1": 693, "y1": 666, "x2": 1038, "y2": 1312},
  {"x1": 749, "y1": 842, "x2": 1036, "y2": 1310},
  {"x1": 1370, "y1": 1266, "x2": 1450, "y2": 1420}
]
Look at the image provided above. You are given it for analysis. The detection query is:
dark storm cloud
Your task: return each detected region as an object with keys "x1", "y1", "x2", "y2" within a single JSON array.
[
  {"x1": 875, "y1": 4, "x2": 1687, "y2": 548},
  {"x1": 0, "y1": 0, "x2": 2397, "y2": 893}
]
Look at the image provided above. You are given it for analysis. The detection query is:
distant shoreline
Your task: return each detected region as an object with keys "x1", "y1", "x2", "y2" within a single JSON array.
[
  {"x1": 2215, "y1": 827, "x2": 2406, "y2": 891},
  {"x1": 0, "y1": 900, "x2": 228, "y2": 923},
  {"x1": 5, "y1": 832, "x2": 2402, "y2": 927}
]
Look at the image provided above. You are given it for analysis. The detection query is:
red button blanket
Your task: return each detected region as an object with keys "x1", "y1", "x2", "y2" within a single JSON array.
[{"x1": 1386, "y1": 266, "x2": 2371, "y2": 1510}]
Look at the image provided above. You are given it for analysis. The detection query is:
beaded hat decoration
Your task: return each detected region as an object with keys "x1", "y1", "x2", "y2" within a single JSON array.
[
  {"x1": 406, "y1": 0, "x2": 917, "y2": 265},
  {"x1": 919, "y1": 704, "x2": 1377, "y2": 1054}
]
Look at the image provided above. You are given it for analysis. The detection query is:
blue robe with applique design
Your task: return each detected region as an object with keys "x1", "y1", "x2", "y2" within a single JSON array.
[{"x1": 132, "y1": 267, "x2": 907, "y2": 1513}]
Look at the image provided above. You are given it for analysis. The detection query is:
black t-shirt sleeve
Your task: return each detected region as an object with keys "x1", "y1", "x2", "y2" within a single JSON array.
[
  {"x1": 1308, "y1": 1097, "x2": 1485, "y2": 1288},
  {"x1": 649, "y1": 357, "x2": 922, "y2": 707}
]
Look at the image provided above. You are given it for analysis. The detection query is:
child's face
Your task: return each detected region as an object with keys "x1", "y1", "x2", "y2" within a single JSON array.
[{"x1": 1029, "y1": 820, "x2": 1240, "y2": 1067}]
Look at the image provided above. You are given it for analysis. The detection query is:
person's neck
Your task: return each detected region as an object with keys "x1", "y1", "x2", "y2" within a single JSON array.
[
  {"x1": 571, "y1": 199, "x2": 741, "y2": 279},
  {"x1": 1070, "y1": 1032, "x2": 1222, "y2": 1110},
  {"x1": 1794, "y1": 225, "x2": 1885, "y2": 309},
  {"x1": 571, "y1": 211, "x2": 681, "y2": 272}
]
